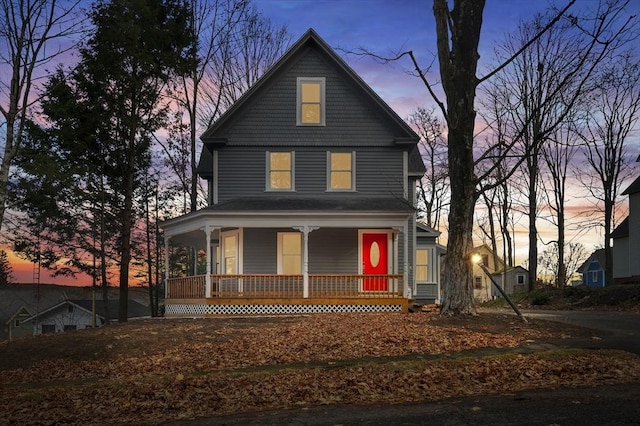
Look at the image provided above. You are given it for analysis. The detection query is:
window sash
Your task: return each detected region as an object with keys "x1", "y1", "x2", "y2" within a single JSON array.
[
  {"x1": 297, "y1": 77, "x2": 325, "y2": 126},
  {"x1": 328, "y1": 151, "x2": 354, "y2": 190},
  {"x1": 223, "y1": 234, "x2": 237, "y2": 274},
  {"x1": 278, "y1": 232, "x2": 302, "y2": 275},
  {"x1": 267, "y1": 151, "x2": 294, "y2": 190},
  {"x1": 416, "y1": 248, "x2": 429, "y2": 282}
]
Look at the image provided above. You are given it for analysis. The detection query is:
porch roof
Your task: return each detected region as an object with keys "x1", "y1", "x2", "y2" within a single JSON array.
[
  {"x1": 162, "y1": 197, "x2": 414, "y2": 247},
  {"x1": 201, "y1": 197, "x2": 415, "y2": 212}
]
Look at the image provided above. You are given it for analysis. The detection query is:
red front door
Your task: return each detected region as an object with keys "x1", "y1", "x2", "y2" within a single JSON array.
[{"x1": 362, "y1": 232, "x2": 388, "y2": 291}]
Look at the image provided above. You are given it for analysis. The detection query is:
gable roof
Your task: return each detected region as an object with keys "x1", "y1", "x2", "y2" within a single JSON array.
[
  {"x1": 611, "y1": 217, "x2": 629, "y2": 239},
  {"x1": 200, "y1": 28, "x2": 420, "y2": 147},
  {"x1": 491, "y1": 265, "x2": 528, "y2": 276},
  {"x1": 577, "y1": 248, "x2": 606, "y2": 274},
  {"x1": 23, "y1": 299, "x2": 149, "y2": 323},
  {"x1": 622, "y1": 175, "x2": 640, "y2": 195}
]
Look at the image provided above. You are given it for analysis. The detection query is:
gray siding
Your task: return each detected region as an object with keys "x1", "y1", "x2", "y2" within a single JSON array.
[
  {"x1": 216, "y1": 47, "x2": 399, "y2": 148},
  {"x1": 240, "y1": 228, "x2": 407, "y2": 276},
  {"x1": 243, "y1": 228, "x2": 278, "y2": 274},
  {"x1": 613, "y1": 236, "x2": 630, "y2": 279},
  {"x1": 217, "y1": 146, "x2": 405, "y2": 202},
  {"x1": 309, "y1": 228, "x2": 358, "y2": 273}
]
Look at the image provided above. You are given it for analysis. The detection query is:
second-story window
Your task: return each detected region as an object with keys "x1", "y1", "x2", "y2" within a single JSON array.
[
  {"x1": 297, "y1": 77, "x2": 325, "y2": 126},
  {"x1": 267, "y1": 151, "x2": 294, "y2": 191},
  {"x1": 328, "y1": 151, "x2": 354, "y2": 190}
]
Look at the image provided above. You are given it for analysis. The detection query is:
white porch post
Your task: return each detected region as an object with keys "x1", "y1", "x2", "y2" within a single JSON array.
[
  {"x1": 164, "y1": 235, "x2": 170, "y2": 299},
  {"x1": 203, "y1": 225, "x2": 213, "y2": 298},
  {"x1": 295, "y1": 226, "x2": 318, "y2": 298},
  {"x1": 390, "y1": 227, "x2": 399, "y2": 296}
]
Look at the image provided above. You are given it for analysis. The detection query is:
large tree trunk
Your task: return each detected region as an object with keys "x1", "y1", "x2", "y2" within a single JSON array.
[
  {"x1": 527, "y1": 168, "x2": 538, "y2": 291},
  {"x1": 434, "y1": 0, "x2": 485, "y2": 315}
]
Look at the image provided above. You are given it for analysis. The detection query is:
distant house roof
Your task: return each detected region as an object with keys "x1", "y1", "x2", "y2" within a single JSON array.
[
  {"x1": 23, "y1": 299, "x2": 149, "y2": 323},
  {"x1": 491, "y1": 265, "x2": 528, "y2": 276},
  {"x1": 416, "y1": 222, "x2": 441, "y2": 236},
  {"x1": 577, "y1": 248, "x2": 606, "y2": 274},
  {"x1": 473, "y1": 244, "x2": 506, "y2": 270},
  {"x1": 611, "y1": 217, "x2": 629, "y2": 239},
  {"x1": 622, "y1": 175, "x2": 640, "y2": 195}
]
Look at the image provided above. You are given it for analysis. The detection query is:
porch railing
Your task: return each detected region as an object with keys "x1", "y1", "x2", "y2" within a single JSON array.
[{"x1": 166, "y1": 274, "x2": 404, "y2": 299}]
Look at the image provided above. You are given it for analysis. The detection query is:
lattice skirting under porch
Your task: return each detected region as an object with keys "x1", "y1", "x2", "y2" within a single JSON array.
[{"x1": 165, "y1": 303, "x2": 404, "y2": 316}]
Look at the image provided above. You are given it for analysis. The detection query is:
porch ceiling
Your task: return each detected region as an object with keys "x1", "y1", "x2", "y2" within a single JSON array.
[
  {"x1": 161, "y1": 197, "x2": 414, "y2": 239},
  {"x1": 169, "y1": 230, "x2": 212, "y2": 250}
]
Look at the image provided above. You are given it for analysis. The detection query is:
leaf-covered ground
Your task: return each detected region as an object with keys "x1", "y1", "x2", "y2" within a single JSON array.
[{"x1": 1, "y1": 312, "x2": 639, "y2": 425}]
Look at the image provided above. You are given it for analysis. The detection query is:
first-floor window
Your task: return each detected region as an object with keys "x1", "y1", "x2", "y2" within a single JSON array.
[
  {"x1": 278, "y1": 232, "x2": 302, "y2": 274},
  {"x1": 415, "y1": 248, "x2": 429, "y2": 282},
  {"x1": 517, "y1": 274, "x2": 525, "y2": 285},
  {"x1": 591, "y1": 271, "x2": 598, "y2": 283},
  {"x1": 223, "y1": 234, "x2": 237, "y2": 274}
]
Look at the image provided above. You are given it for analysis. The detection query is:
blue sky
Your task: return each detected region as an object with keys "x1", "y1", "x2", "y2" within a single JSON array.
[
  {"x1": 254, "y1": 0, "x2": 530, "y2": 118},
  {"x1": 255, "y1": 0, "x2": 639, "y2": 119}
]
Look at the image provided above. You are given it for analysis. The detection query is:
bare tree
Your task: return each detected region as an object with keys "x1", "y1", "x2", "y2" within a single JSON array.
[
  {"x1": 539, "y1": 242, "x2": 589, "y2": 286},
  {"x1": 476, "y1": 2, "x2": 637, "y2": 292},
  {"x1": 407, "y1": 107, "x2": 449, "y2": 230},
  {"x1": 0, "y1": 0, "x2": 81, "y2": 232},
  {"x1": 425, "y1": 0, "x2": 635, "y2": 314},
  {"x1": 167, "y1": 0, "x2": 290, "y2": 214},
  {"x1": 540, "y1": 113, "x2": 581, "y2": 287},
  {"x1": 578, "y1": 51, "x2": 640, "y2": 286}
]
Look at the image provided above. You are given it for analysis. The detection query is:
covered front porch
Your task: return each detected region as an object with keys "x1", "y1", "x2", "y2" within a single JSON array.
[
  {"x1": 166, "y1": 274, "x2": 407, "y2": 315},
  {"x1": 161, "y1": 202, "x2": 414, "y2": 315}
]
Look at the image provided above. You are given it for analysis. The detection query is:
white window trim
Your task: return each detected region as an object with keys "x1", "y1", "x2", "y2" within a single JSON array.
[
  {"x1": 297, "y1": 77, "x2": 326, "y2": 126},
  {"x1": 326, "y1": 151, "x2": 356, "y2": 192},
  {"x1": 266, "y1": 151, "x2": 295, "y2": 192},
  {"x1": 220, "y1": 229, "x2": 243, "y2": 275},
  {"x1": 277, "y1": 232, "x2": 303, "y2": 275},
  {"x1": 415, "y1": 247, "x2": 431, "y2": 283}
]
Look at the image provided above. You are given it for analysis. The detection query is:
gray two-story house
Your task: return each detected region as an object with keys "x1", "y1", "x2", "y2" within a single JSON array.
[{"x1": 160, "y1": 29, "x2": 438, "y2": 316}]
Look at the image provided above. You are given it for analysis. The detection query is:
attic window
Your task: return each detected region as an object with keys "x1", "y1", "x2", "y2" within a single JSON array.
[{"x1": 297, "y1": 77, "x2": 325, "y2": 126}]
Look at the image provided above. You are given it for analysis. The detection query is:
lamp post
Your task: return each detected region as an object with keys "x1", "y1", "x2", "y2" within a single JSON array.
[{"x1": 472, "y1": 254, "x2": 527, "y2": 323}]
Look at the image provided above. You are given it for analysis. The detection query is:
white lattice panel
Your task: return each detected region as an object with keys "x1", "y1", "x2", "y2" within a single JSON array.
[{"x1": 166, "y1": 303, "x2": 403, "y2": 316}]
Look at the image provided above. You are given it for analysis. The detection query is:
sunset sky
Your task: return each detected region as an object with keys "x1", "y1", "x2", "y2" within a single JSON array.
[{"x1": 6, "y1": 0, "x2": 640, "y2": 284}]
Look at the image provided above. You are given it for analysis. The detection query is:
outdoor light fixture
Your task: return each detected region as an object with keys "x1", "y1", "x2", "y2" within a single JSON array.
[{"x1": 472, "y1": 252, "x2": 527, "y2": 323}]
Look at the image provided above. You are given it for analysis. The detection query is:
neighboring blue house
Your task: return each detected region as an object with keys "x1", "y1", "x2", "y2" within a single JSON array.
[
  {"x1": 577, "y1": 249, "x2": 606, "y2": 288},
  {"x1": 160, "y1": 29, "x2": 432, "y2": 316}
]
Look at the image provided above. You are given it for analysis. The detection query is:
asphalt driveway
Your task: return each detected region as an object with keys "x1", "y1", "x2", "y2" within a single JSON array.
[{"x1": 519, "y1": 309, "x2": 640, "y2": 354}]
